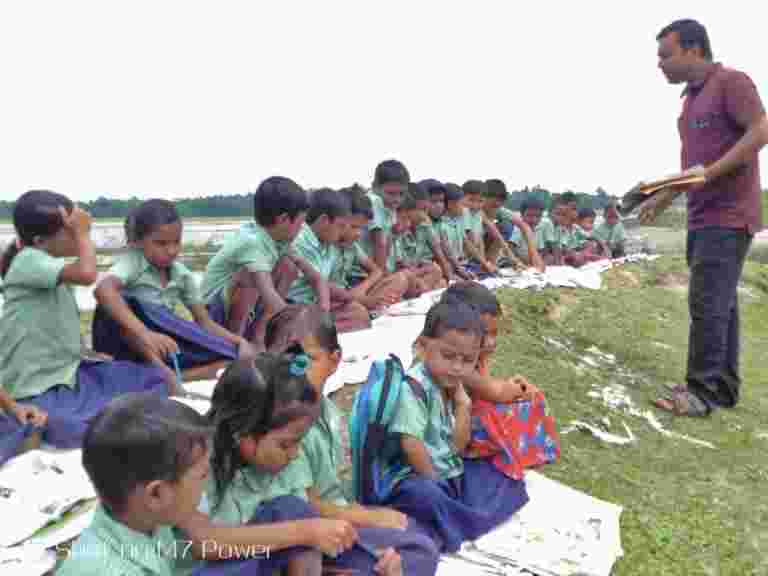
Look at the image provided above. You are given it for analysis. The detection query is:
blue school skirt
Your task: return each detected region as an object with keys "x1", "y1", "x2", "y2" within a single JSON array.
[
  {"x1": 385, "y1": 458, "x2": 529, "y2": 553},
  {"x1": 93, "y1": 298, "x2": 237, "y2": 370},
  {"x1": 190, "y1": 496, "x2": 317, "y2": 575},
  {"x1": 206, "y1": 290, "x2": 268, "y2": 344},
  {"x1": 19, "y1": 360, "x2": 168, "y2": 449},
  {"x1": 326, "y1": 518, "x2": 439, "y2": 575},
  {"x1": 463, "y1": 261, "x2": 497, "y2": 280},
  {"x1": 0, "y1": 415, "x2": 36, "y2": 466}
]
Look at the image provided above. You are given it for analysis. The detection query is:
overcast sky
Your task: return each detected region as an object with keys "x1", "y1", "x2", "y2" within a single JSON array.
[{"x1": 0, "y1": 1, "x2": 765, "y2": 202}]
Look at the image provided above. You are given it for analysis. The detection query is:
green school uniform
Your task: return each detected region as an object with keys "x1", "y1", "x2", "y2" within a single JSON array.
[
  {"x1": 535, "y1": 219, "x2": 557, "y2": 252},
  {"x1": 556, "y1": 225, "x2": 580, "y2": 251},
  {"x1": 570, "y1": 225, "x2": 591, "y2": 250},
  {"x1": 494, "y1": 206, "x2": 517, "y2": 225},
  {"x1": 592, "y1": 221, "x2": 626, "y2": 248},
  {"x1": 0, "y1": 248, "x2": 81, "y2": 399},
  {"x1": 463, "y1": 210, "x2": 486, "y2": 259},
  {"x1": 411, "y1": 222, "x2": 437, "y2": 264},
  {"x1": 287, "y1": 224, "x2": 339, "y2": 304},
  {"x1": 294, "y1": 397, "x2": 351, "y2": 506},
  {"x1": 360, "y1": 193, "x2": 396, "y2": 272},
  {"x1": 389, "y1": 362, "x2": 464, "y2": 484},
  {"x1": 56, "y1": 504, "x2": 183, "y2": 576},
  {"x1": 207, "y1": 459, "x2": 312, "y2": 527},
  {"x1": 438, "y1": 214, "x2": 467, "y2": 263},
  {"x1": 107, "y1": 249, "x2": 202, "y2": 311},
  {"x1": 331, "y1": 242, "x2": 367, "y2": 289},
  {"x1": 201, "y1": 222, "x2": 290, "y2": 305}
]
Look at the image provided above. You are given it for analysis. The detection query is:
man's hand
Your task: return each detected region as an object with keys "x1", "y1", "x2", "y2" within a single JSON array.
[{"x1": 638, "y1": 187, "x2": 681, "y2": 225}]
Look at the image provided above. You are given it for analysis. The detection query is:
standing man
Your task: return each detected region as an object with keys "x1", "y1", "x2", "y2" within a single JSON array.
[{"x1": 643, "y1": 19, "x2": 768, "y2": 416}]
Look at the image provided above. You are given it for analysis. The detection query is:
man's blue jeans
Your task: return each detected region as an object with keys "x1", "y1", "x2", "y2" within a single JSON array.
[{"x1": 686, "y1": 227, "x2": 752, "y2": 408}]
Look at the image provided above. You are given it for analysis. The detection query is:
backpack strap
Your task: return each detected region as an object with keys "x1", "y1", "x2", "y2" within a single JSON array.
[{"x1": 405, "y1": 375, "x2": 428, "y2": 406}]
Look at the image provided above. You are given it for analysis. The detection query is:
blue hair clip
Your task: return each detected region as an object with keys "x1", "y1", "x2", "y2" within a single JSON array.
[{"x1": 288, "y1": 353, "x2": 310, "y2": 377}]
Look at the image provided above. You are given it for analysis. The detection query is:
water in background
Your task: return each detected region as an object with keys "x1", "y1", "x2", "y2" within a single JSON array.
[{"x1": 0, "y1": 221, "x2": 239, "y2": 313}]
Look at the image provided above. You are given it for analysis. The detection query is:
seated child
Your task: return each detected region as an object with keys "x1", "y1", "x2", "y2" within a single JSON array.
[
  {"x1": 385, "y1": 301, "x2": 529, "y2": 552},
  {"x1": 0, "y1": 190, "x2": 168, "y2": 449},
  {"x1": 404, "y1": 181, "x2": 452, "y2": 284},
  {"x1": 420, "y1": 179, "x2": 446, "y2": 227},
  {"x1": 287, "y1": 188, "x2": 371, "y2": 333},
  {"x1": 206, "y1": 354, "x2": 406, "y2": 575},
  {"x1": 331, "y1": 187, "x2": 408, "y2": 312},
  {"x1": 573, "y1": 207, "x2": 610, "y2": 263},
  {"x1": 56, "y1": 392, "x2": 335, "y2": 576},
  {"x1": 0, "y1": 388, "x2": 47, "y2": 465},
  {"x1": 460, "y1": 180, "x2": 499, "y2": 276},
  {"x1": 391, "y1": 190, "x2": 447, "y2": 297},
  {"x1": 437, "y1": 184, "x2": 477, "y2": 280},
  {"x1": 93, "y1": 200, "x2": 255, "y2": 387},
  {"x1": 484, "y1": 183, "x2": 545, "y2": 271},
  {"x1": 359, "y1": 160, "x2": 409, "y2": 276},
  {"x1": 592, "y1": 203, "x2": 627, "y2": 258},
  {"x1": 437, "y1": 282, "x2": 559, "y2": 481},
  {"x1": 201, "y1": 176, "x2": 316, "y2": 350},
  {"x1": 264, "y1": 304, "x2": 440, "y2": 574}
]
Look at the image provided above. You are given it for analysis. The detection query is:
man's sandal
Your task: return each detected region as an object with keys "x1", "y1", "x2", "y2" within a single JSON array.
[{"x1": 653, "y1": 388, "x2": 710, "y2": 417}]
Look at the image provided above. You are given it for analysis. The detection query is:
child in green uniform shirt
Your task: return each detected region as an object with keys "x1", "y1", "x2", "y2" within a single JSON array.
[
  {"x1": 331, "y1": 187, "x2": 408, "y2": 313},
  {"x1": 207, "y1": 353, "x2": 410, "y2": 575},
  {"x1": 359, "y1": 160, "x2": 409, "y2": 276},
  {"x1": 438, "y1": 184, "x2": 477, "y2": 280},
  {"x1": 56, "y1": 392, "x2": 343, "y2": 576},
  {"x1": 200, "y1": 176, "x2": 317, "y2": 351},
  {"x1": 483, "y1": 181, "x2": 544, "y2": 271},
  {"x1": 460, "y1": 180, "x2": 499, "y2": 276},
  {"x1": 592, "y1": 204, "x2": 627, "y2": 258},
  {"x1": 263, "y1": 305, "x2": 440, "y2": 575},
  {"x1": 287, "y1": 188, "x2": 370, "y2": 333},
  {"x1": 392, "y1": 188, "x2": 448, "y2": 296}
]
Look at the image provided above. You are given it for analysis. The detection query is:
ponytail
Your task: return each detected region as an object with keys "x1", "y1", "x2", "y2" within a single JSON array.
[{"x1": 0, "y1": 242, "x2": 20, "y2": 279}]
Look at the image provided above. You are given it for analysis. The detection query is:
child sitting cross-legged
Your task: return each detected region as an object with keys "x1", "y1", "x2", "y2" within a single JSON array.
[
  {"x1": 391, "y1": 189, "x2": 448, "y2": 297},
  {"x1": 384, "y1": 300, "x2": 529, "y2": 553},
  {"x1": 264, "y1": 304, "x2": 440, "y2": 575}
]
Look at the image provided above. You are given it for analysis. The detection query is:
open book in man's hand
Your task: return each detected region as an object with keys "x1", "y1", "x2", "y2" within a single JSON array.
[{"x1": 618, "y1": 166, "x2": 706, "y2": 216}]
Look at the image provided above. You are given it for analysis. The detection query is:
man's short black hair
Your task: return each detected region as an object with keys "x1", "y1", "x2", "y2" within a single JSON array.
[{"x1": 657, "y1": 19, "x2": 713, "y2": 61}]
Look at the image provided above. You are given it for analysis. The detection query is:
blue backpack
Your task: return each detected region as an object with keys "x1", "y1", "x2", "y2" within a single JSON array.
[{"x1": 349, "y1": 354, "x2": 427, "y2": 506}]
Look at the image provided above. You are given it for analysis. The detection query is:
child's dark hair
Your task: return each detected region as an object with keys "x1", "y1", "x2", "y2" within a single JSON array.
[
  {"x1": 444, "y1": 183, "x2": 464, "y2": 203},
  {"x1": 462, "y1": 180, "x2": 487, "y2": 197},
  {"x1": 398, "y1": 193, "x2": 418, "y2": 212},
  {"x1": 306, "y1": 188, "x2": 351, "y2": 224},
  {"x1": 125, "y1": 199, "x2": 180, "y2": 243},
  {"x1": 264, "y1": 303, "x2": 340, "y2": 354},
  {"x1": 604, "y1": 202, "x2": 619, "y2": 214},
  {"x1": 373, "y1": 160, "x2": 410, "y2": 188},
  {"x1": 208, "y1": 355, "x2": 318, "y2": 506},
  {"x1": 340, "y1": 186, "x2": 373, "y2": 220},
  {"x1": 560, "y1": 191, "x2": 578, "y2": 205},
  {"x1": 578, "y1": 207, "x2": 596, "y2": 220},
  {"x1": 485, "y1": 179, "x2": 508, "y2": 200},
  {"x1": 422, "y1": 300, "x2": 485, "y2": 341},
  {"x1": 520, "y1": 198, "x2": 545, "y2": 214},
  {"x1": 421, "y1": 179, "x2": 446, "y2": 197},
  {"x1": 440, "y1": 281, "x2": 501, "y2": 318},
  {"x1": 82, "y1": 393, "x2": 211, "y2": 516},
  {"x1": 253, "y1": 176, "x2": 309, "y2": 227},
  {"x1": 408, "y1": 181, "x2": 429, "y2": 203},
  {"x1": 1, "y1": 190, "x2": 74, "y2": 279}
]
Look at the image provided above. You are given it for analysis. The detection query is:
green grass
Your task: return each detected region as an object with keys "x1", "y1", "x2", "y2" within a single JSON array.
[
  {"x1": 70, "y1": 255, "x2": 768, "y2": 574},
  {"x1": 485, "y1": 256, "x2": 768, "y2": 575}
]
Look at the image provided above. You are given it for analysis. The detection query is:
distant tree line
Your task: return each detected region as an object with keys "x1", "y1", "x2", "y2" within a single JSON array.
[{"x1": 0, "y1": 186, "x2": 634, "y2": 220}]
